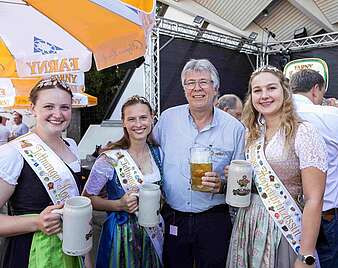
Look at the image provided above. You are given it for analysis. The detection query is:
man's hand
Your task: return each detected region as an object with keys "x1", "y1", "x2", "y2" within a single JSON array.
[{"x1": 202, "y1": 172, "x2": 222, "y2": 193}]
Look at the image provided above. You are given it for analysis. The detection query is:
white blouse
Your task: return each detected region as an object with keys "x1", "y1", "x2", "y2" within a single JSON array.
[{"x1": 0, "y1": 138, "x2": 80, "y2": 185}]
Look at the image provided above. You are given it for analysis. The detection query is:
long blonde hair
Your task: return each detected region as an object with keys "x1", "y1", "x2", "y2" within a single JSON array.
[{"x1": 242, "y1": 66, "x2": 300, "y2": 148}]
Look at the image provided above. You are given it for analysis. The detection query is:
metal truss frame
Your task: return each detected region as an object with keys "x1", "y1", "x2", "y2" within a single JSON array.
[
  {"x1": 144, "y1": 25, "x2": 161, "y2": 121},
  {"x1": 144, "y1": 17, "x2": 260, "y2": 118},
  {"x1": 267, "y1": 32, "x2": 338, "y2": 53},
  {"x1": 158, "y1": 17, "x2": 260, "y2": 55},
  {"x1": 144, "y1": 17, "x2": 338, "y2": 118}
]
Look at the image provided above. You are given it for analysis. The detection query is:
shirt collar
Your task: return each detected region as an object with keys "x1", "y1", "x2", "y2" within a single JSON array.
[
  {"x1": 186, "y1": 105, "x2": 218, "y2": 130},
  {"x1": 293, "y1": 94, "x2": 314, "y2": 105}
]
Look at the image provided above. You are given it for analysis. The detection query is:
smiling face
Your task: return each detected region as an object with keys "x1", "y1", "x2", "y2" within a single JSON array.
[
  {"x1": 31, "y1": 87, "x2": 72, "y2": 136},
  {"x1": 122, "y1": 103, "x2": 153, "y2": 144},
  {"x1": 183, "y1": 70, "x2": 218, "y2": 113},
  {"x1": 251, "y1": 72, "x2": 284, "y2": 119}
]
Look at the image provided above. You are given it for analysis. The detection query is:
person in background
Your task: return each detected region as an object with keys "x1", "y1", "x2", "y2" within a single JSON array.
[
  {"x1": 216, "y1": 93, "x2": 243, "y2": 120},
  {"x1": 0, "y1": 77, "x2": 83, "y2": 268},
  {"x1": 9, "y1": 111, "x2": 29, "y2": 139},
  {"x1": 0, "y1": 115, "x2": 9, "y2": 128},
  {"x1": 290, "y1": 69, "x2": 338, "y2": 268},
  {"x1": 0, "y1": 116, "x2": 10, "y2": 146},
  {"x1": 227, "y1": 66, "x2": 327, "y2": 268},
  {"x1": 83, "y1": 95, "x2": 163, "y2": 268},
  {"x1": 216, "y1": 93, "x2": 243, "y2": 223},
  {"x1": 153, "y1": 59, "x2": 245, "y2": 268}
]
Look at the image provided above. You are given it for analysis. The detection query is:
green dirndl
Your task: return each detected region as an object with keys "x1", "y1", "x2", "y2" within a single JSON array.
[{"x1": 29, "y1": 232, "x2": 82, "y2": 268}]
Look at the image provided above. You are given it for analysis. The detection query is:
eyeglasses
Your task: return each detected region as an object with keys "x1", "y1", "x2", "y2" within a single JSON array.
[
  {"x1": 183, "y1": 79, "x2": 213, "y2": 90},
  {"x1": 36, "y1": 77, "x2": 71, "y2": 92},
  {"x1": 252, "y1": 65, "x2": 281, "y2": 75}
]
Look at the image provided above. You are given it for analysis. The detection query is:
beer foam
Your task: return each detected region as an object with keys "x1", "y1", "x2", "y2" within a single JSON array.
[{"x1": 190, "y1": 151, "x2": 210, "y2": 163}]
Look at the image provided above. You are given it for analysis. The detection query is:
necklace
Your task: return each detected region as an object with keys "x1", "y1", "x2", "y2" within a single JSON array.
[
  {"x1": 264, "y1": 127, "x2": 280, "y2": 145},
  {"x1": 133, "y1": 156, "x2": 144, "y2": 171},
  {"x1": 128, "y1": 147, "x2": 150, "y2": 172}
]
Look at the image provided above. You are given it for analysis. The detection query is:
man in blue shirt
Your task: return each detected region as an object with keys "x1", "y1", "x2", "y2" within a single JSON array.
[{"x1": 153, "y1": 59, "x2": 245, "y2": 268}]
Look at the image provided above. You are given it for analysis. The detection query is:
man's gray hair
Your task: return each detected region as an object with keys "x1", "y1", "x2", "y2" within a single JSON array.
[
  {"x1": 217, "y1": 94, "x2": 242, "y2": 110},
  {"x1": 289, "y1": 69, "x2": 325, "y2": 93},
  {"x1": 181, "y1": 59, "x2": 220, "y2": 91}
]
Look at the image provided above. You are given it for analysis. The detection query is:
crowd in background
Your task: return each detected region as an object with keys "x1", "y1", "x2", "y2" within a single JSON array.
[{"x1": 0, "y1": 111, "x2": 29, "y2": 145}]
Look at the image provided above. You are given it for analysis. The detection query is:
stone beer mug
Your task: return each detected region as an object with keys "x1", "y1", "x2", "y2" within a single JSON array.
[
  {"x1": 190, "y1": 145, "x2": 213, "y2": 192},
  {"x1": 225, "y1": 160, "x2": 252, "y2": 207},
  {"x1": 132, "y1": 183, "x2": 161, "y2": 227},
  {"x1": 53, "y1": 196, "x2": 93, "y2": 256}
]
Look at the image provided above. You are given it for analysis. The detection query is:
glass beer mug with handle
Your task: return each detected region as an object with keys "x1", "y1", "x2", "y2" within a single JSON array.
[{"x1": 190, "y1": 145, "x2": 213, "y2": 192}]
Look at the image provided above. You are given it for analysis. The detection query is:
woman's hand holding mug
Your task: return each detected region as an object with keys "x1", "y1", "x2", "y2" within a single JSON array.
[
  {"x1": 37, "y1": 204, "x2": 63, "y2": 236},
  {"x1": 120, "y1": 190, "x2": 139, "y2": 213}
]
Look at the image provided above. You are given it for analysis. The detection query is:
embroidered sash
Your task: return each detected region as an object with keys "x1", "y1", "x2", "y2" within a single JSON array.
[
  {"x1": 247, "y1": 135, "x2": 303, "y2": 254},
  {"x1": 11, "y1": 132, "x2": 79, "y2": 205},
  {"x1": 104, "y1": 149, "x2": 164, "y2": 264}
]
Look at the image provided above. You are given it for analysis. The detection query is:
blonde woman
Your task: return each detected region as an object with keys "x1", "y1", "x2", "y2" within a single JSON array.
[{"x1": 226, "y1": 66, "x2": 327, "y2": 268}]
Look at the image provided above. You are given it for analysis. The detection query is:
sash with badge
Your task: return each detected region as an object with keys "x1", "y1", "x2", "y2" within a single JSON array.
[
  {"x1": 247, "y1": 136, "x2": 303, "y2": 254},
  {"x1": 247, "y1": 124, "x2": 320, "y2": 267},
  {"x1": 11, "y1": 132, "x2": 79, "y2": 205},
  {"x1": 104, "y1": 149, "x2": 164, "y2": 264}
]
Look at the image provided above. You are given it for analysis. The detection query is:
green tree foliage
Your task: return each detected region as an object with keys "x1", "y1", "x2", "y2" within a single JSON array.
[{"x1": 80, "y1": 64, "x2": 126, "y2": 136}]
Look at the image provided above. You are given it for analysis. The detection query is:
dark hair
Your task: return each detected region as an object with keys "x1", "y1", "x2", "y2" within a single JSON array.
[
  {"x1": 30, "y1": 77, "x2": 73, "y2": 105},
  {"x1": 289, "y1": 69, "x2": 325, "y2": 94},
  {"x1": 104, "y1": 95, "x2": 158, "y2": 151},
  {"x1": 13, "y1": 111, "x2": 23, "y2": 119}
]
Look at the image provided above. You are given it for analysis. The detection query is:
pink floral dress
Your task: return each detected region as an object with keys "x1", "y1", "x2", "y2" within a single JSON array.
[{"x1": 226, "y1": 122, "x2": 327, "y2": 268}]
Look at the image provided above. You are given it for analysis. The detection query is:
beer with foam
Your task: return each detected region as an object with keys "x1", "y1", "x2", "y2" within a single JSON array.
[{"x1": 190, "y1": 146, "x2": 212, "y2": 192}]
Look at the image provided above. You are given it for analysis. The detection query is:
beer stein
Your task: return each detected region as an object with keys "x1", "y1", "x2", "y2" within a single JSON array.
[
  {"x1": 132, "y1": 183, "x2": 161, "y2": 227},
  {"x1": 53, "y1": 196, "x2": 93, "y2": 256},
  {"x1": 190, "y1": 145, "x2": 212, "y2": 192},
  {"x1": 225, "y1": 160, "x2": 253, "y2": 207}
]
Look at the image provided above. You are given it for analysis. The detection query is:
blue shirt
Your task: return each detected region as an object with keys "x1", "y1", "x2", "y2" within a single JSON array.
[{"x1": 153, "y1": 104, "x2": 245, "y2": 212}]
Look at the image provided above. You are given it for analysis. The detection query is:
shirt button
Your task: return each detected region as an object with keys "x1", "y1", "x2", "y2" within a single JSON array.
[
  {"x1": 188, "y1": 187, "x2": 191, "y2": 191},
  {"x1": 187, "y1": 202, "x2": 190, "y2": 205}
]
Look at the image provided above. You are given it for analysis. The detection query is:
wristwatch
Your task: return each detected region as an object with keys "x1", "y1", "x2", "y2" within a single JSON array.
[{"x1": 297, "y1": 254, "x2": 316, "y2": 265}]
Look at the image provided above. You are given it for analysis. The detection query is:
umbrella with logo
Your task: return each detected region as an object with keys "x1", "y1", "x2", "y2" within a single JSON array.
[
  {"x1": 0, "y1": 0, "x2": 154, "y2": 108},
  {"x1": 0, "y1": 76, "x2": 97, "y2": 108},
  {"x1": 0, "y1": 0, "x2": 154, "y2": 78}
]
